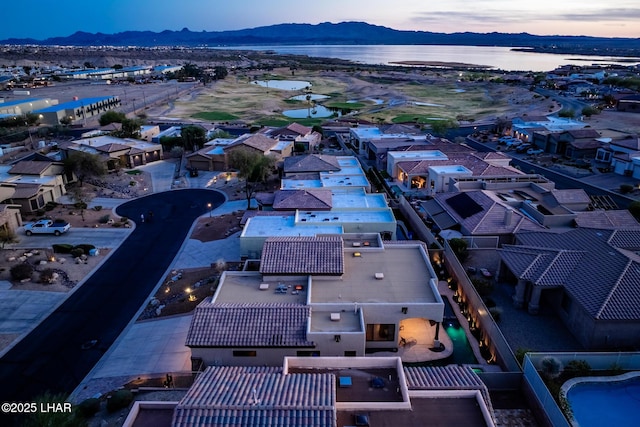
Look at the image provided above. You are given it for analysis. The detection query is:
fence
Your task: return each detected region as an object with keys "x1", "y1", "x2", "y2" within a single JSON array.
[{"x1": 443, "y1": 239, "x2": 521, "y2": 372}]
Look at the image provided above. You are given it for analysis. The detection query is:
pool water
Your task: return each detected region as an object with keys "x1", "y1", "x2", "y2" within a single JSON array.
[
  {"x1": 567, "y1": 376, "x2": 640, "y2": 427},
  {"x1": 438, "y1": 297, "x2": 478, "y2": 365},
  {"x1": 282, "y1": 105, "x2": 334, "y2": 118}
]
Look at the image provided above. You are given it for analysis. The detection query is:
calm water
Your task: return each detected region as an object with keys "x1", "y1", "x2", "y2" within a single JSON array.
[
  {"x1": 568, "y1": 377, "x2": 640, "y2": 427},
  {"x1": 220, "y1": 44, "x2": 640, "y2": 72}
]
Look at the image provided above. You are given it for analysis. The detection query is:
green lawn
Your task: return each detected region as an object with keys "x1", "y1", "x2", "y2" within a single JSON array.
[
  {"x1": 325, "y1": 102, "x2": 365, "y2": 110},
  {"x1": 391, "y1": 114, "x2": 446, "y2": 124},
  {"x1": 191, "y1": 111, "x2": 239, "y2": 121}
]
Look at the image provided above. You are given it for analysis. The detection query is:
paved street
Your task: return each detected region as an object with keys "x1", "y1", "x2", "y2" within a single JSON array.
[{"x1": 0, "y1": 189, "x2": 225, "y2": 405}]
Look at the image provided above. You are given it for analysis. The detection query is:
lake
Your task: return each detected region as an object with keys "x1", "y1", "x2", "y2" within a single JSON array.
[{"x1": 219, "y1": 44, "x2": 640, "y2": 72}]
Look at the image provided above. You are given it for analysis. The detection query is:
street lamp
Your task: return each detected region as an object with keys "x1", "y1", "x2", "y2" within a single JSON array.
[{"x1": 207, "y1": 203, "x2": 212, "y2": 217}]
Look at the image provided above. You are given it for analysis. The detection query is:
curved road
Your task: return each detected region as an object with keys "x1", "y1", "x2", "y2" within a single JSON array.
[{"x1": 0, "y1": 189, "x2": 225, "y2": 404}]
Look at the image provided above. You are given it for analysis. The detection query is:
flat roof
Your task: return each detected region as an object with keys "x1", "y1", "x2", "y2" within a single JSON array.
[
  {"x1": 430, "y1": 164, "x2": 473, "y2": 174},
  {"x1": 0, "y1": 98, "x2": 48, "y2": 107},
  {"x1": 241, "y1": 215, "x2": 343, "y2": 238},
  {"x1": 297, "y1": 208, "x2": 396, "y2": 225},
  {"x1": 310, "y1": 244, "x2": 439, "y2": 304},
  {"x1": 337, "y1": 397, "x2": 491, "y2": 427},
  {"x1": 388, "y1": 150, "x2": 447, "y2": 160},
  {"x1": 331, "y1": 191, "x2": 388, "y2": 209},
  {"x1": 34, "y1": 96, "x2": 117, "y2": 112},
  {"x1": 281, "y1": 179, "x2": 323, "y2": 189},
  {"x1": 350, "y1": 127, "x2": 383, "y2": 138},
  {"x1": 319, "y1": 174, "x2": 370, "y2": 188},
  {"x1": 310, "y1": 310, "x2": 362, "y2": 332},
  {"x1": 213, "y1": 273, "x2": 308, "y2": 305}
]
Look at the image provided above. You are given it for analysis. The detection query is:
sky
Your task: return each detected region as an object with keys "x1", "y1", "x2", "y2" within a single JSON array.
[{"x1": 2, "y1": 0, "x2": 639, "y2": 40}]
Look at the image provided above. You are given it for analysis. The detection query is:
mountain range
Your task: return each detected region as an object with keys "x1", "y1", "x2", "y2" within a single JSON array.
[{"x1": 2, "y1": 22, "x2": 639, "y2": 55}]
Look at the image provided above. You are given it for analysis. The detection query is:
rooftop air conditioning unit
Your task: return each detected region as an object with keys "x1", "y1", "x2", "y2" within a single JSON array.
[
  {"x1": 375, "y1": 273, "x2": 384, "y2": 280},
  {"x1": 259, "y1": 283, "x2": 269, "y2": 290},
  {"x1": 330, "y1": 313, "x2": 341, "y2": 321}
]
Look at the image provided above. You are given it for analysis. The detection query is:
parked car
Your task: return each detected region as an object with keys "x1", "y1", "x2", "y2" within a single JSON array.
[
  {"x1": 24, "y1": 219, "x2": 71, "y2": 236},
  {"x1": 527, "y1": 148, "x2": 545, "y2": 155},
  {"x1": 516, "y1": 143, "x2": 532, "y2": 153},
  {"x1": 505, "y1": 138, "x2": 523, "y2": 147}
]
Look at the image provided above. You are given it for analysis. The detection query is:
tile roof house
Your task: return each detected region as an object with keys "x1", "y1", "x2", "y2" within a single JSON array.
[
  {"x1": 0, "y1": 158, "x2": 67, "y2": 214},
  {"x1": 283, "y1": 154, "x2": 340, "y2": 176},
  {"x1": 186, "y1": 237, "x2": 443, "y2": 367},
  {"x1": 65, "y1": 135, "x2": 163, "y2": 169},
  {"x1": 422, "y1": 191, "x2": 543, "y2": 245},
  {"x1": 499, "y1": 228, "x2": 640, "y2": 349},
  {"x1": 124, "y1": 359, "x2": 496, "y2": 427}
]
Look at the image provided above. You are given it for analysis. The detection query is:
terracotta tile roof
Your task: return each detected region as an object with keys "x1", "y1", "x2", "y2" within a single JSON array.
[
  {"x1": 11, "y1": 184, "x2": 41, "y2": 199},
  {"x1": 398, "y1": 152, "x2": 520, "y2": 176},
  {"x1": 186, "y1": 303, "x2": 312, "y2": 347},
  {"x1": 8, "y1": 160, "x2": 52, "y2": 175},
  {"x1": 173, "y1": 366, "x2": 335, "y2": 427},
  {"x1": 272, "y1": 189, "x2": 332, "y2": 210},
  {"x1": 228, "y1": 133, "x2": 278, "y2": 153},
  {"x1": 283, "y1": 155, "x2": 340, "y2": 173},
  {"x1": 259, "y1": 236, "x2": 344, "y2": 275},
  {"x1": 94, "y1": 143, "x2": 132, "y2": 153},
  {"x1": 284, "y1": 123, "x2": 312, "y2": 136},
  {"x1": 501, "y1": 228, "x2": 640, "y2": 320}
]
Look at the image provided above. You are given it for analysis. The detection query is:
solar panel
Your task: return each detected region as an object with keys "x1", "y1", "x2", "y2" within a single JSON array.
[{"x1": 445, "y1": 193, "x2": 483, "y2": 219}]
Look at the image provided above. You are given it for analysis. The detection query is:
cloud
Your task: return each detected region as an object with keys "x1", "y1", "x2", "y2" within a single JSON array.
[{"x1": 410, "y1": 7, "x2": 640, "y2": 26}]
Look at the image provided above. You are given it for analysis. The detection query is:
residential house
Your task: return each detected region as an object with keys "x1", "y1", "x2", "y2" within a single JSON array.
[
  {"x1": 64, "y1": 135, "x2": 163, "y2": 169},
  {"x1": 0, "y1": 159, "x2": 67, "y2": 214},
  {"x1": 532, "y1": 128, "x2": 602, "y2": 159},
  {"x1": 266, "y1": 123, "x2": 322, "y2": 153},
  {"x1": 241, "y1": 188, "x2": 396, "y2": 257},
  {"x1": 123, "y1": 359, "x2": 496, "y2": 427},
  {"x1": 186, "y1": 133, "x2": 290, "y2": 172},
  {"x1": 388, "y1": 150, "x2": 521, "y2": 196},
  {"x1": 499, "y1": 228, "x2": 640, "y2": 349},
  {"x1": 186, "y1": 236, "x2": 443, "y2": 366}
]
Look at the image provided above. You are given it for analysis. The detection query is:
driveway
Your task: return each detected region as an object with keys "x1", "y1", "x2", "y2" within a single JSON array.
[{"x1": 0, "y1": 189, "x2": 225, "y2": 404}]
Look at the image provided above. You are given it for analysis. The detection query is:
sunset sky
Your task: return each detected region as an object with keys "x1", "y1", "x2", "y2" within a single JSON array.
[{"x1": 2, "y1": 0, "x2": 638, "y2": 40}]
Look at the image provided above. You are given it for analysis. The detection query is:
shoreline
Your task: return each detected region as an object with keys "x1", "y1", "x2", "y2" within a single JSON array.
[{"x1": 389, "y1": 60, "x2": 493, "y2": 69}]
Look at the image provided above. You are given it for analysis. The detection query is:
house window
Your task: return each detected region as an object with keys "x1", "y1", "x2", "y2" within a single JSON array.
[
  {"x1": 344, "y1": 351, "x2": 357, "y2": 357},
  {"x1": 232, "y1": 350, "x2": 257, "y2": 357},
  {"x1": 595, "y1": 150, "x2": 611, "y2": 162},
  {"x1": 366, "y1": 324, "x2": 395, "y2": 342},
  {"x1": 296, "y1": 350, "x2": 320, "y2": 357}
]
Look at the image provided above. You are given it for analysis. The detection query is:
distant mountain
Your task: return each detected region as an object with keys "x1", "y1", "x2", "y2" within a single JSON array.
[{"x1": 2, "y1": 21, "x2": 639, "y2": 55}]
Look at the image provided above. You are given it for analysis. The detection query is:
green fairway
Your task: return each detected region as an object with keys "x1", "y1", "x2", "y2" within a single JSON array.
[{"x1": 192, "y1": 111, "x2": 239, "y2": 121}]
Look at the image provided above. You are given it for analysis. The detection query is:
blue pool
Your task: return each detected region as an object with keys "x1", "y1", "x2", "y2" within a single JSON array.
[
  {"x1": 440, "y1": 297, "x2": 477, "y2": 365},
  {"x1": 567, "y1": 375, "x2": 640, "y2": 427}
]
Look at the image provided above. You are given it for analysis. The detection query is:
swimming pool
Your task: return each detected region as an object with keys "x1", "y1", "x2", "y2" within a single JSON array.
[
  {"x1": 440, "y1": 297, "x2": 478, "y2": 365},
  {"x1": 564, "y1": 372, "x2": 640, "y2": 427}
]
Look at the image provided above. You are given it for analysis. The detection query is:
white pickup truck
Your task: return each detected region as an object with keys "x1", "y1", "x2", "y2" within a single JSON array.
[{"x1": 24, "y1": 219, "x2": 71, "y2": 236}]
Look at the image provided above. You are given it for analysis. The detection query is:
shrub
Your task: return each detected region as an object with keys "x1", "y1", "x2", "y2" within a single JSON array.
[
  {"x1": 620, "y1": 184, "x2": 634, "y2": 194},
  {"x1": 76, "y1": 397, "x2": 101, "y2": 418},
  {"x1": 106, "y1": 389, "x2": 134, "y2": 413},
  {"x1": 448, "y1": 238, "x2": 469, "y2": 261},
  {"x1": 129, "y1": 180, "x2": 136, "y2": 186},
  {"x1": 120, "y1": 216, "x2": 129, "y2": 223},
  {"x1": 11, "y1": 263, "x2": 34, "y2": 281},
  {"x1": 40, "y1": 268, "x2": 57, "y2": 284},
  {"x1": 472, "y1": 278, "x2": 494, "y2": 296},
  {"x1": 74, "y1": 202, "x2": 88, "y2": 209},
  {"x1": 52, "y1": 243, "x2": 74, "y2": 253},
  {"x1": 92, "y1": 205, "x2": 103, "y2": 211},
  {"x1": 70, "y1": 248, "x2": 84, "y2": 258},
  {"x1": 99, "y1": 214, "x2": 111, "y2": 224},
  {"x1": 74, "y1": 244, "x2": 95, "y2": 254}
]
